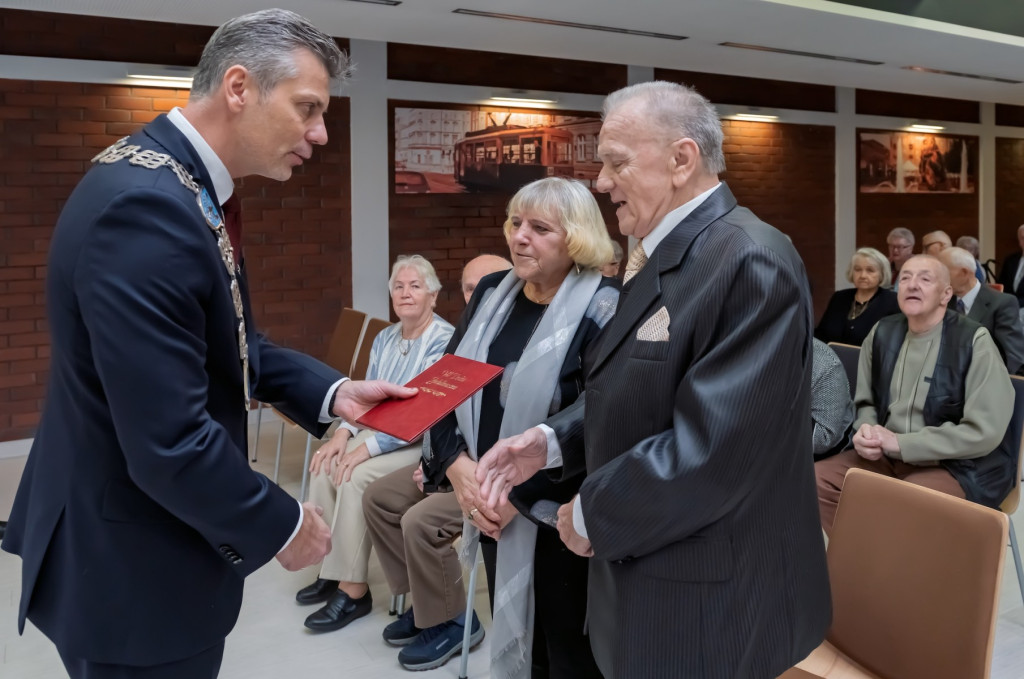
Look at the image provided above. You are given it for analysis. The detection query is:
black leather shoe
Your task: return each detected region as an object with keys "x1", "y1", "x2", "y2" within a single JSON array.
[
  {"x1": 295, "y1": 578, "x2": 340, "y2": 605},
  {"x1": 304, "y1": 590, "x2": 373, "y2": 632}
]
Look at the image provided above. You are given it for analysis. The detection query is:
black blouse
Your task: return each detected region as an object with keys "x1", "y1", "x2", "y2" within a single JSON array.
[
  {"x1": 814, "y1": 286, "x2": 900, "y2": 347},
  {"x1": 422, "y1": 271, "x2": 620, "y2": 525}
]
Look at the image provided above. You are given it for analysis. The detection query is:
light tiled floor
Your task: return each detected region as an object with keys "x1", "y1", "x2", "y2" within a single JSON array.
[{"x1": 2, "y1": 417, "x2": 1024, "y2": 678}]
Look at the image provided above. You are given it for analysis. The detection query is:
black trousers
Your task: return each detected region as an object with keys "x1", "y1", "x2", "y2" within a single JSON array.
[
  {"x1": 59, "y1": 642, "x2": 224, "y2": 679},
  {"x1": 531, "y1": 527, "x2": 603, "y2": 679}
]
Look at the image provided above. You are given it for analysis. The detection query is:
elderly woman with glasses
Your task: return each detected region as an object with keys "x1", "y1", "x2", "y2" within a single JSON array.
[{"x1": 363, "y1": 177, "x2": 619, "y2": 677}]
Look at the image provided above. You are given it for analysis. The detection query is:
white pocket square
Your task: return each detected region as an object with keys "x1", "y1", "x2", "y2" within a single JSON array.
[{"x1": 636, "y1": 306, "x2": 671, "y2": 342}]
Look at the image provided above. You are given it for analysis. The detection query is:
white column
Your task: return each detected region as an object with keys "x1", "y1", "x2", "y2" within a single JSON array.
[
  {"x1": 978, "y1": 101, "x2": 996, "y2": 264},
  {"x1": 834, "y1": 87, "x2": 857, "y2": 290},
  {"x1": 345, "y1": 39, "x2": 391, "y2": 319}
]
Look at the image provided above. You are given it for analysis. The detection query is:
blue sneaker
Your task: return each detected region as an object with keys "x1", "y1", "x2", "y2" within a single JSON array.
[
  {"x1": 397, "y1": 612, "x2": 484, "y2": 671},
  {"x1": 383, "y1": 606, "x2": 421, "y2": 646}
]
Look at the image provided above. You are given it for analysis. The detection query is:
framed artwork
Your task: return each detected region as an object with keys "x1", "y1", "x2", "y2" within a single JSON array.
[
  {"x1": 394, "y1": 107, "x2": 603, "y2": 194},
  {"x1": 858, "y1": 130, "x2": 977, "y2": 194}
]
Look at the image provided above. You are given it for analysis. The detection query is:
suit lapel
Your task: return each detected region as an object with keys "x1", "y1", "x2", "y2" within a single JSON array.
[
  {"x1": 140, "y1": 115, "x2": 259, "y2": 382},
  {"x1": 590, "y1": 183, "x2": 739, "y2": 374}
]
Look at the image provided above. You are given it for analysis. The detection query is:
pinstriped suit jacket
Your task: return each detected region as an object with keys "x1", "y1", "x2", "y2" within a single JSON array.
[{"x1": 549, "y1": 183, "x2": 831, "y2": 678}]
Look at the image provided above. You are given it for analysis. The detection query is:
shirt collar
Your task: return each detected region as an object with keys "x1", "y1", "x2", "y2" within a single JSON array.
[
  {"x1": 167, "y1": 107, "x2": 235, "y2": 206},
  {"x1": 960, "y1": 279, "x2": 981, "y2": 313},
  {"x1": 641, "y1": 182, "x2": 722, "y2": 257}
]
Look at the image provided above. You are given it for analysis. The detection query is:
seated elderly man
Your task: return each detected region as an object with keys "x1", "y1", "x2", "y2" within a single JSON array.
[
  {"x1": 816, "y1": 255, "x2": 1016, "y2": 535},
  {"x1": 460, "y1": 254, "x2": 511, "y2": 304},
  {"x1": 955, "y1": 235, "x2": 987, "y2": 284},
  {"x1": 921, "y1": 230, "x2": 952, "y2": 255},
  {"x1": 939, "y1": 246, "x2": 1024, "y2": 375}
]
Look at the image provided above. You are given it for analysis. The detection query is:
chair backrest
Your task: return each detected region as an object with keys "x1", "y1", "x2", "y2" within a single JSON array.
[
  {"x1": 827, "y1": 469, "x2": 1008, "y2": 679},
  {"x1": 827, "y1": 342, "x2": 860, "y2": 399},
  {"x1": 999, "y1": 375, "x2": 1024, "y2": 515},
  {"x1": 989, "y1": 282, "x2": 1005, "y2": 292},
  {"x1": 324, "y1": 307, "x2": 367, "y2": 375},
  {"x1": 350, "y1": 317, "x2": 391, "y2": 380}
]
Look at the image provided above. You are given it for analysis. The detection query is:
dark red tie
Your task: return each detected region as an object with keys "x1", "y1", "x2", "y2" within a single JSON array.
[{"x1": 222, "y1": 194, "x2": 242, "y2": 260}]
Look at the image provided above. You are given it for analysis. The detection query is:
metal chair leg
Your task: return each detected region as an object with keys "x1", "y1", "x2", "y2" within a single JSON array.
[
  {"x1": 389, "y1": 595, "x2": 398, "y2": 616},
  {"x1": 458, "y1": 542, "x2": 481, "y2": 679},
  {"x1": 250, "y1": 403, "x2": 263, "y2": 463},
  {"x1": 396, "y1": 593, "x2": 406, "y2": 615},
  {"x1": 1010, "y1": 518, "x2": 1024, "y2": 608},
  {"x1": 299, "y1": 433, "x2": 314, "y2": 502},
  {"x1": 272, "y1": 420, "x2": 285, "y2": 484}
]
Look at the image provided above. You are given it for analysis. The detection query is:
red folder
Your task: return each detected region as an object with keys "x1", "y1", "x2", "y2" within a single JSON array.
[{"x1": 355, "y1": 354, "x2": 503, "y2": 442}]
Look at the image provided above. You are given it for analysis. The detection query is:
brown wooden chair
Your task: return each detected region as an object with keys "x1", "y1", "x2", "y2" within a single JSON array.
[
  {"x1": 325, "y1": 307, "x2": 368, "y2": 375},
  {"x1": 253, "y1": 308, "x2": 367, "y2": 465},
  {"x1": 826, "y1": 342, "x2": 860, "y2": 399},
  {"x1": 350, "y1": 317, "x2": 390, "y2": 381},
  {"x1": 989, "y1": 283, "x2": 1005, "y2": 292},
  {"x1": 999, "y1": 375, "x2": 1024, "y2": 607},
  {"x1": 783, "y1": 469, "x2": 1008, "y2": 679}
]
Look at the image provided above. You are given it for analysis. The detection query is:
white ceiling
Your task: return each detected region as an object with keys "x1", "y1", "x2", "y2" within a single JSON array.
[{"x1": 7, "y1": 0, "x2": 1024, "y2": 106}]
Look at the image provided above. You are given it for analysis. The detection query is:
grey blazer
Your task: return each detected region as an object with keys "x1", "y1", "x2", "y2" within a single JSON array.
[
  {"x1": 548, "y1": 183, "x2": 831, "y2": 679},
  {"x1": 953, "y1": 284, "x2": 1024, "y2": 374}
]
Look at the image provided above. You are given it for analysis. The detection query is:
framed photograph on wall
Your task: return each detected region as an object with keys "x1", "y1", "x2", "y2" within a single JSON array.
[
  {"x1": 858, "y1": 130, "x2": 978, "y2": 194},
  {"x1": 394, "y1": 107, "x2": 603, "y2": 194}
]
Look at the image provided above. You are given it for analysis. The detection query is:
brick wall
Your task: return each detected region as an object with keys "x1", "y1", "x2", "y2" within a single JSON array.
[
  {"x1": 721, "y1": 120, "x2": 836, "y2": 319},
  {"x1": 995, "y1": 138, "x2": 1024, "y2": 270},
  {"x1": 388, "y1": 111, "x2": 835, "y2": 324},
  {"x1": 0, "y1": 80, "x2": 351, "y2": 441}
]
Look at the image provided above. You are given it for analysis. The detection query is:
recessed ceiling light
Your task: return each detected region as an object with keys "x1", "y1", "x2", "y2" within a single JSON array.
[
  {"x1": 731, "y1": 113, "x2": 779, "y2": 122},
  {"x1": 719, "y1": 41, "x2": 883, "y2": 66},
  {"x1": 903, "y1": 65, "x2": 1021, "y2": 85},
  {"x1": 908, "y1": 123, "x2": 946, "y2": 132},
  {"x1": 345, "y1": 0, "x2": 402, "y2": 5},
  {"x1": 453, "y1": 9, "x2": 687, "y2": 40}
]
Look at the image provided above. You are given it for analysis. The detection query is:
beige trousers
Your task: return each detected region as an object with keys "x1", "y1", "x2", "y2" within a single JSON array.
[
  {"x1": 308, "y1": 429, "x2": 421, "y2": 583},
  {"x1": 362, "y1": 463, "x2": 466, "y2": 629}
]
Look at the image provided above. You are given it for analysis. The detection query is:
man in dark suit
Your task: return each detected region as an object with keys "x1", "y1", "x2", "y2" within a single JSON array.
[
  {"x1": 997, "y1": 223, "x2": 1024, "y2": 307},
  {"x1": 1, "y1": 10, "x2": 413, "y2": 678},
  {"x1": 940, "y1": 246, "x2": 1024, "y2": 374},
  {"x1": 476, "y1": 81, "x2": 830, "y2": 678}
]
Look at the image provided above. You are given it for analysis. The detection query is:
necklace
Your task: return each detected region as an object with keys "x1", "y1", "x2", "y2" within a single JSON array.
[
  {"x1": 399, "y1": 338, "x2": 412, "y2": 355},
  {"x1": 524, "y1": 285, "x2": 557, "y2": 305}
]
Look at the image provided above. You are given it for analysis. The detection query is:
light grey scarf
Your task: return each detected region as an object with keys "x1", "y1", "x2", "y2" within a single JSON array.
[{"x1": 453, "y1": 266, "x2": 601, "y2": 679}]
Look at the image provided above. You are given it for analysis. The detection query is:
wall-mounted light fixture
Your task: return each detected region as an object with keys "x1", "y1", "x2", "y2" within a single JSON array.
[
  {"x1": 908, "y1": 123, "x2": 945, "y2": 132},
  {"x1": 490, "y1": 96, "x2": 557, "y2": 105},
  {"x1": 731, "y1": 113, "x2": 779, "y2": 122},
  {"x1": 126, "y1": 66, "x2": 194, "y2": 87}
]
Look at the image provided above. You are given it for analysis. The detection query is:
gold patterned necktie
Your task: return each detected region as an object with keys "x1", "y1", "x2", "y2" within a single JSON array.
[{"x1": 623, "y1": 240, "x2": 647, "y2": 284}]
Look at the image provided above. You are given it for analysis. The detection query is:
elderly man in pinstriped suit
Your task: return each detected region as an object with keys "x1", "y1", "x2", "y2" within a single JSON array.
[{"x1": 476, "y1": 81, "x2": 831, "y2": 678}]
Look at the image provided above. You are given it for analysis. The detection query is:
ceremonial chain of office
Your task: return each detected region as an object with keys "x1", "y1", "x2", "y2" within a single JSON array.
[{"x1": 92, "y1": 137, "x2": 251, "y2": 411}]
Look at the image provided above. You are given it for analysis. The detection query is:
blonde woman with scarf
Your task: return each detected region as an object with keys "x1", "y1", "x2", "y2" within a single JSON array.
[{"x1": 362, "y1": 177, "x2": 619, "y2": 676}]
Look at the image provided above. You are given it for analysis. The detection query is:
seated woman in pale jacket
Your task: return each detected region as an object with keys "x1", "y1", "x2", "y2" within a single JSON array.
[{"x1": 294, "y1": 254, "x2": 454, "y2": 633}]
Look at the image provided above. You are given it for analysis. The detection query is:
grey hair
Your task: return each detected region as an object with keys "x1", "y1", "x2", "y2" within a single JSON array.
[
  {"x1": 942, "y1": 246, "x2": 977, "y2": 272},
  {"x1": 847, "y1": 247, "x2": 892, "y2": 288},
  {"x1": 602, "y1": 81, "x2": 726, "y2": 175},
  {"x1": 886, "y1": 227, "x2": 915, "y2": 245},
  {"x1": 191, "y1": 8, "x2": 350, "y2": 99},
  {"x1": 390, "y1": 255, "x2": 442, "y2": 294},
  {"x1": 955, "y1": 235, "x2": 979, "y2": 258}
]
